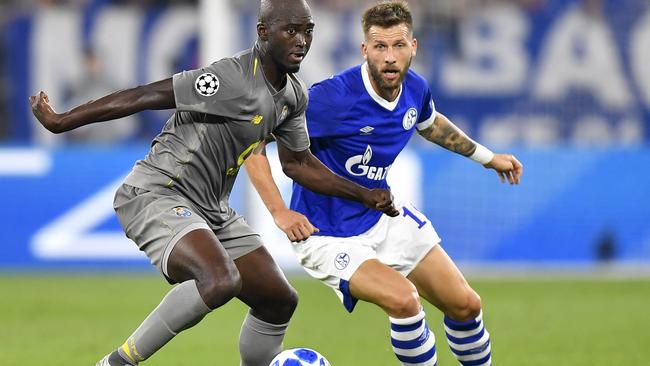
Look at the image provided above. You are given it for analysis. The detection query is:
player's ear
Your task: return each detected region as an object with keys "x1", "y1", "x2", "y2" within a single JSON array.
[
  {"x1": 411, "y1": 38, "x2": 418, "y2": 57},
  {"x1": 257, "y1": 22, "x2": 269, "y2": 41},
  {"x1": 361, "y1": 42, "x2": 368, "y2": 60}
]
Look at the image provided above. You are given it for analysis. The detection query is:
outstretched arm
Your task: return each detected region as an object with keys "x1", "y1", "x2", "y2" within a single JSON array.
[
  {"x1": 29, "y1": 78, "x2": 175, "y2": 134},
  {"x1": 245, "y1": 143, "x2": 319, "y2": 241},
  {"x1": 418, "y1": 112, "x2": 523, "y2": 184},
  {"x1": 277, "y1": 143, "x2": 400, "y2": 217}
]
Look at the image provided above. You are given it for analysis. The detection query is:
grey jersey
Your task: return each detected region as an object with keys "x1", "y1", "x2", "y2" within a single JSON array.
[{"x1": 124, "y1": 46, "x2": 310, "y2": 224}]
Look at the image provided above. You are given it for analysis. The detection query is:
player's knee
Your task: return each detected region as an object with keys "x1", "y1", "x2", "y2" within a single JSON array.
[
  {"x1": 447, "y1": 290, "x2": 482, "y2": 322},
  {"x1": 197, "y1": 268, "x2": 242, "y2": 309},
  {"x1": 277, "y1": 285, "x2": 299, "y2": 318},
  {"x1": 384, "y1": 287, "x2": 421, "y2": 318},
  {"x1": 256, "y1": 284, "x2": 299, "y2": 323}
]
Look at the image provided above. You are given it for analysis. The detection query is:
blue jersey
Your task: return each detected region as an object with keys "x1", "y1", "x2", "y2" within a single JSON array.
[{"x1": 290, "y1": 63, "x2": 436, "y2": 237}]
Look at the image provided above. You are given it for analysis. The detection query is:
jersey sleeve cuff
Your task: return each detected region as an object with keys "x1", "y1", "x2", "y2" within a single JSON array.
[{"x1": 416, "y1": 113, "x2": 436, "y2": 131}]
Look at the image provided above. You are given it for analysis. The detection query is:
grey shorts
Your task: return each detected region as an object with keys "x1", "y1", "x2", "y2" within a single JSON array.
[{"x1": 113, "y1": 184, "x2": 263, "y2": 277}]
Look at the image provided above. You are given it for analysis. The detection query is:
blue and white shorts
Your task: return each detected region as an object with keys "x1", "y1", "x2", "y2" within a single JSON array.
[{"x1": 292, "y1": 199, "x2": 441, "y2": 312}]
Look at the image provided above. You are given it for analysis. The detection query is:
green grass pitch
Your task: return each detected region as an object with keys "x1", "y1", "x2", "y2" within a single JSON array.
[{"x1": 1, "y1": 275, "x2": 648, "y2": 365}]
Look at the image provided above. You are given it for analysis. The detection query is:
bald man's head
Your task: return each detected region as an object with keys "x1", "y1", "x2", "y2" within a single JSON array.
[
  {"x1": 256, "y1": 0, "x2": 314, "y2": 75},
  {"x1": 258, "y1": 0, "x2": 311, "y2": 24}
]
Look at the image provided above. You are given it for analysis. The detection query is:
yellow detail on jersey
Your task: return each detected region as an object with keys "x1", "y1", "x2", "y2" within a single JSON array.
[
  {"x1": 251, "y1": 114, "x2": 264, "y2": 125},
  {"x1": 227, "y1": 140, "x2": 262, "y2": 176},
  {"x1": 253, "y1": 57, "x2": 259, "y2": 77}
]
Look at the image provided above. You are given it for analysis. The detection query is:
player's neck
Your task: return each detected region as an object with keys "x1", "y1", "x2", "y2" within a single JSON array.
[
  {"x1": 376, "y1": 86, "x2": 399, "y2": 102},
  {"x1": 256, "y1": 46, "x2": 288, "y2": 91},
  {"x1": 365, "y1": 65, "x2": 400, "y2": 102},
  {"x1": 370, "y1": 79, "x2": 399, "y2": 102},
  {"x1": 262, "y1": 63, "x2": 287, "y2": 91}
]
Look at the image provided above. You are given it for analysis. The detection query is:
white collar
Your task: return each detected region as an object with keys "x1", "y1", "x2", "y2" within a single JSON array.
[{"x1": 361, "y1": 62, "x2": 402, "y2": 111}]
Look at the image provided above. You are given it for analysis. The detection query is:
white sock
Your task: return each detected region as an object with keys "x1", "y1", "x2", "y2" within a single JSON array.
[
  {"x1": 389, "y1": 310, "x2": 438, "y2": 366},
  {"x1": 444, "y1": 310, "x2": 492, "y2": 366}
]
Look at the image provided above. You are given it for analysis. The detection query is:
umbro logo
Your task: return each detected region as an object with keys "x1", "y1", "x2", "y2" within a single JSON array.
[{"x1": 360, "y1": 126, "x2": 374, "y2": 135}]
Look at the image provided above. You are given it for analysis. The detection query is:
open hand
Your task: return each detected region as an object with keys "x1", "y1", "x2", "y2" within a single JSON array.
[
  {"x1": 29, "y1": 91, "x2": 63, "y2": 133},
  {"x1": 484, "y1": 154, "x2": 523, "y2": 184},
  {"x1": 273, "y1": 208, "x2": 319, "y2": 242}
]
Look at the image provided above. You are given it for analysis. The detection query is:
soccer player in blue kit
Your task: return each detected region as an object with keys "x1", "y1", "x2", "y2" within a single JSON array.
[
  {"x1": 245, "y1": 1, "x2": 523, "y2": 365},
  {"x1": 29, "y1": 1, "x2": 400, "y2": 365}
]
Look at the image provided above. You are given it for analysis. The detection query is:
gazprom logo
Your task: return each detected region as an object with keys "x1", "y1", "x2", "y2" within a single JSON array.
[{"x1": 344, "y1": 145, "x2": 391, "y2": 181}]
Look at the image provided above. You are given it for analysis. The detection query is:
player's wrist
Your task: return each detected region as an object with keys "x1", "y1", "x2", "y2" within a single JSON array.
[
  {"x1": 268, "y1": 204, "x2": 290, "y2": 216},
  {"x1": 469, "y1": 143, "x2": 494, "y2": 165},
  {"x1": 46, "y1": 112, "x2": 68, "y2": 134}
]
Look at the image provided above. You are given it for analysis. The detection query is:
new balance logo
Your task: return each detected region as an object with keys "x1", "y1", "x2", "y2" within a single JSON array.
[{"x1": 360, "y1": 126, "x2": 374, "y2": 135}]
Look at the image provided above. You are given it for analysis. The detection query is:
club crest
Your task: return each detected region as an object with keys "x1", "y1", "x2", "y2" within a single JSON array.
[
  {"x1": 402, "y1": 107, "x2": 418, "y2": 130},
  {"x1": 279, "y1": 105, "x2": 290, "y2": 122},
  {"x1": 334, "y1": 252, "x2": 350, "y2": 270},
  {"x1": 173, "y1": 207, "x2": 192, "y2": 217}
]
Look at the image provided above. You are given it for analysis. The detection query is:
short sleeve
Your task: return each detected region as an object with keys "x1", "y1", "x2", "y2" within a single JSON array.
[
  {"x1": 173, "y1": 58, "x2": 246, "y2": 116},
  {"x1": 305, "y1": 78, "x2": 347, "y2": 138},
  {"x1": 416, "y1": 86, "x2": 437, "y2": 131},
  {"x1": 272, "y1": 83, "x2": 310, "y2": 152}
]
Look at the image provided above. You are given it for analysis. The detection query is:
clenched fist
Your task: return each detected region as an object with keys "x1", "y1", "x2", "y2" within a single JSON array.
[
  {"x1": 362, "y1": 189, "x2": 400, "y2": 217},
  {"x1": 29, "y1": 91, "x2": 64, "y2": 133}
]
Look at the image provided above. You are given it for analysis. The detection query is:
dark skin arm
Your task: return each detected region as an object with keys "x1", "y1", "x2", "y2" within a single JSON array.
[
  {"x1": 277, "y1": 143, "x2": 399, "y2": 217},
  {"x1": 29, "y1": 78, "x2": 175, "y2": 133},
  {"x1": 245, "y1": 142, "x2": 319, "y2": 242}
]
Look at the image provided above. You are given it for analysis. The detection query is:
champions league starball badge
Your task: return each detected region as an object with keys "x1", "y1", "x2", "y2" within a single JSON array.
[{"x1": 195, "y1": 73, "x2": 220, "y2": 97}]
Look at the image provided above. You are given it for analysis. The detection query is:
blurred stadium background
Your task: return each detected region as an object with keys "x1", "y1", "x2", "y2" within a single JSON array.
[{"x1": 1, "y1": 0, "x2": 649, "y2": 365}]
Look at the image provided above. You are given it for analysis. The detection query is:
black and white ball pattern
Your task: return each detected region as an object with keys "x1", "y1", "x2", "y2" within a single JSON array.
[{"x1": 195, "y1": 73, "x2": 219, "y2": 97}]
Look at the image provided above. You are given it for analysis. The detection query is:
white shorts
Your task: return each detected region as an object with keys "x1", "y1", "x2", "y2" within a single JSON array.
[{"x1": 292, "y1": 200, "x2": 441, "y2": 312}]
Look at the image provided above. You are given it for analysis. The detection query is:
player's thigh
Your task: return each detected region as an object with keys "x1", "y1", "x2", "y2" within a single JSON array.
[
  {"x1": 114, "y1": 184, "x2": 231, "y2": 281},
  {"x1": 377, "y1": 200, "x2": 440, "y2": 277},
  {"x1": 406, "y1": 245, "x2": 481, "y2": 320},
  {"x1": 166, "y1": 228, "x2": 237, "y2": 285},
  {"x1": 172, "y1": 215, "x2": 263, "y2": 284},
  {"x1": 166, "y1": 228, "x2": 243, "y2": 309},
  {"x1": 349, "y1": 259, "x2": 420, "y2": 317},
  {"x1": 234, "y1": 245, "x2": 297, "y2": 324},
  {"x1": 215, "y1": 216, "x2": 296, "y2": 322},
  {"x1": 292, "y1": 234, "x2": 378, "y2": 312}
]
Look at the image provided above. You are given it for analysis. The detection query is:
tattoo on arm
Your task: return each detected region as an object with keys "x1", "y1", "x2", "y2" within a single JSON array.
[{"x1": 419, "y1": 114, "x2": 476, "y2": 156}]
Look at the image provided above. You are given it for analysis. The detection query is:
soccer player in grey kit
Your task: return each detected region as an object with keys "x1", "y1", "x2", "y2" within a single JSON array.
[{"x1": 29, "y1": 1, "x2": 399, "y2": 365}]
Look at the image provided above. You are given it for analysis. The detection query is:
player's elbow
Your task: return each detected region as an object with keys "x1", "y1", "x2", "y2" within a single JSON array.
[
  {"x1": 279, "y1": 147, "x2": 313, "y2": 182},
  {"x1": 280, "y1": 159, "x2": 302, "y2": 181}
]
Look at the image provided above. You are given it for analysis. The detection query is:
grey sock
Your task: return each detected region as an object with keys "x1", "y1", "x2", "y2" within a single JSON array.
[
  {"x1": 239, "y1": 311, "x2": 290, "y2": 366},
  {"x1": 108, "y1": 350, "x2": 134, "y2": 366},
  {"x1": 117, "y1": 280, "x2": 211, "y2": 364}
]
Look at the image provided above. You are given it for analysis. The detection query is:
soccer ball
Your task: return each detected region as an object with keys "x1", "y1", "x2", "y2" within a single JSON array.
[{"x1": 269, "y1": 348, "x2": 331, "y2": 366}]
